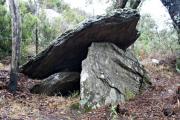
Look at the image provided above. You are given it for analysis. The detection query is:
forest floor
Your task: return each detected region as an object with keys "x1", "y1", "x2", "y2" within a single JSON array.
[{"x1": 0, "y1": 54, "x2": 180, "y2": 120}]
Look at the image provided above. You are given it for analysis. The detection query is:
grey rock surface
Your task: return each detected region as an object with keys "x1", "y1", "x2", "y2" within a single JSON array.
[
  {"x1": 80, "y1": 43, "x2": 151, "y2": 107},
  {"x1": 21, "y1": 9, "x2": 140, "y2": 79},
  {"x1": 30, "y1": 72, "x2": 80, "y2": 96}
]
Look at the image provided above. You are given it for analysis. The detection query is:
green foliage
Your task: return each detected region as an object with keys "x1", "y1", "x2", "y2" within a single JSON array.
[
  {"x1": 124, "y1": 88, "x2": 135, "y2": 101},
  {"x1": 70, "y1": 99, "x2": 92, "y2": 113},
  {"x1": 38, "y1": 11, "x2": 61, "y2": 48},
  {"x1": 0, "y1": 0, "x2": 86, "y2": 62},
  {"x1": 38, "y1": 0, "x2": 70, "y2": 13},
  {"x1": 0, "y1": 0, "x2": 6, "y2": 5},
  {"x1": 110, "y1": 105, "x2": 118, "y2": 120},
  {"x1": 79, "y1": 99, "x2": 93, "y2": 113},
  {"x1": 134, "y1": 14, "x2": 180, "y2": 59},
  {"x1": 63, "y1": 8, "x2": 85, "y2": 26},
  {"x1": 37, "y1": 1, "x2": 85, "y2": 48},
  {"x1": 69, "y1": 91, "x2": 80, "y2": 98},
  {"x1": 22, "y1": 13, "x2": 37, "y2": 43},
  {"x1": 0, "y1": 2, "x2": 11, "y2": 59},
  {"x1": 70, "y1": 102, "x2": 80, "y2": 110},
  {"x1": 176, "y1": 57, "x2": 180, "y2": 73},
  {"x1": 19, "y1": 1, "x2": 38, "y2": 63}
]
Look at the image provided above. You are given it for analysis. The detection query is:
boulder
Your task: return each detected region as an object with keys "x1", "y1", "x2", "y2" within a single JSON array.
[
  {"x1": 80, "y1": 43, "x2": 151, "y2": 107},
  {"x1": 21, "y1": 9, "x2": 140, "y2": 79},
  {"x1": 30, "y1": 72, "x2": 80, "y2": 96}
]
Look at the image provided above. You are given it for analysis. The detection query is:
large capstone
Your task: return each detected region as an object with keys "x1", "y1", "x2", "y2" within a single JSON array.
[
  {"x1": 80, "y1": 43, "x2": 151, "y2": 107},
  {"x1": 21, "y1": 9, "x2": 140, "y2": 79}
]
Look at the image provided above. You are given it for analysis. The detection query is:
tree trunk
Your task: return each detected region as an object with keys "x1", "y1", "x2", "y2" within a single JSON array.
[
  {"x1": 161, "y1": 0, "x2": 180, "y2": 43},
  {"x1": 35, "y1": 24, "x2": 38, "y2": 55},
  {"x1": 114, "y1": 0, "x2": 128, "y2": 9},
  {"x1": 8, "y1": 0, "x2": 21, "y2": 93},
  {"x1": 114, "y1": 0, "x2": 141, "y2": 9},
  {"x1": 177, "y1": 28, "x2": 180, "y2": 44},
  {"x1": 124, "y1": 0, "x2": 141, "y2": 51},
  {"x1": 35, "y1": 0, "x2": 39, "y2": 55},
  {"x1": 175, "y1": 25, "x2": 180, "y2": 44},
  {"x1": 127, "y1": 0, "x2": 141, "y2": 9}
]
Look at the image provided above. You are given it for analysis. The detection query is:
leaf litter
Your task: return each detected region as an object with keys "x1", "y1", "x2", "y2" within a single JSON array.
[{"x1": 0, "y1": 54, "x2": 179, "y2": 120}]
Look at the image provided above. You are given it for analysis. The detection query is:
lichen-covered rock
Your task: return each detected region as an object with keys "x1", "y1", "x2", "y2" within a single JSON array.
[
  {"x1": 80, "y1": 43, "x2": 151, "y2": 108},
  {"x1": 21, "y1": 9, "x2": 140, "y2": 79},
  {"x1": 30, "y1": 72, "x2": 80, "y2": 96}
]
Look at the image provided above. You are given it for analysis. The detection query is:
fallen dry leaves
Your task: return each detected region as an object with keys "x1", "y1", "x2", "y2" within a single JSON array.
[
  {"x1": 0, "y1": 67, "x2": 80, "y2": 119},
  {"x1": 80, "y1": 54, "x2": 180, "y2": 120},
  {"x1": 0, "y1": 54, "x2": 180, "y2": 120}
]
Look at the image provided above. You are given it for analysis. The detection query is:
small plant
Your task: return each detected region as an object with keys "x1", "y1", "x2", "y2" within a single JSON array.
[
  {"x1": 69, "y1": 91, "x2": 80, "y2": 98},
  {"x1": 134, "y1": 14, "x2": 179, "y2": 60},
  {"x1": 110, "y1": 104, "x2": 118, "y2": 120},
  {"x1": 79, "y1": 99, "x2": 93, "y2": 113},
  {"x1": 124, "y1": 88, "x2": 135, "y2": 101},
  {"x1": 70, "y1": 102, "x2": 80, "y2": 110},
  {"x1": 70, "y1": 99, "x2": 93, "y2": 113},
  {"x1": 176, "y1": 57, "x2": 180, "y2": 73}
]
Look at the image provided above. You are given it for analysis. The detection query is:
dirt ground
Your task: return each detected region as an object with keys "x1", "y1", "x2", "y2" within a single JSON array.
[{"x1": 0, "y1": 54, "x2": 180, "y2": 120}]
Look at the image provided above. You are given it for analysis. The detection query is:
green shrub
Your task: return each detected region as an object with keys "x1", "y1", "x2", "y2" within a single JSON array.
[{"x1": 134, "y1": 14, "x2": 179, "y2": 59}]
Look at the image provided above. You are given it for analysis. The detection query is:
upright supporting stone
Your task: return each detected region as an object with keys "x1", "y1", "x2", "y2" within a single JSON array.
[{"x1": 80, "y1": 43, "x2": 151, "y2": 108}]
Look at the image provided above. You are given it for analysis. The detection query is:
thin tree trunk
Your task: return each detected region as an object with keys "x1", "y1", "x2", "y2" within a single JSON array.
[
  {"x1": 113, "y1": 0, "x2": 141, "y2": 51},
  {"x1": 124, "y1": 0, "x2": 141, "y2": 50},
  {"x1": 35, "y1": 23, "x2": 38, "y2": 55},
  {"x1": 175, "y1": 25, "x2": 180, "y2": 44},
  {"x1": 35, "y1": 0, "x2": 39, "y2": 55},
  {"x1": 161, "y1": 0, "x2": 180, "y2": 44},
  {"x1": 8, "y1": 0, "x2": 21, "y2": 93},
  {"x1": 128, "y1": 0, "x2": 141, "y2": 9},
  {"x1": 178, "y1": 29, "x2": 180, "y2": 44},
  {"x1": 114, "y1": 0, "x2": 128, "y2": 9}
]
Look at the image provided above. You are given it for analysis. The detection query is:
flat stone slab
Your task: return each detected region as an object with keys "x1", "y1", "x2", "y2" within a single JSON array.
[{"x1": 21, "y1": 9, "x2": 140, "y2": 79}]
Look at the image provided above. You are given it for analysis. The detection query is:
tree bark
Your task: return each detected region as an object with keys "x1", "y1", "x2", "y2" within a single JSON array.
[
  {"x1": 114, "y1": 0, "x2": 128, "y2": 9},
  {"x1": 114, "y1": 0, "x2": 141, "y2": 9},
  {"x1": 123, "y1": 0, "x2": 141, "y2": 50},
  {"x1": 35, "y1": 23, "x2": 39, "y2": 55},
  {"x1": 127, "y1": 0, "x2": 141, "y2": 9},
  {"x1": 161, "y1": 0, "x2": 180, "y2": 43},
  {"x1": 34, "y1": 0, "x2": 39, "y2": 55},
  {"x1": 8, "y1": 0, "x2": 21, "y2": 93}
]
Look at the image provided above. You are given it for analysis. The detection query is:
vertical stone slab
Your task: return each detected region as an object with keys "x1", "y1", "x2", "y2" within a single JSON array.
[{"x1": 80, "y1": 43, "x2": 151, "y2": 108}]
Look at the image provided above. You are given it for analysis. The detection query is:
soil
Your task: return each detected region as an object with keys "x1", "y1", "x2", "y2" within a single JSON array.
[{"x1": 0, "y1": 54, "x2": 179, "y2": 120}]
